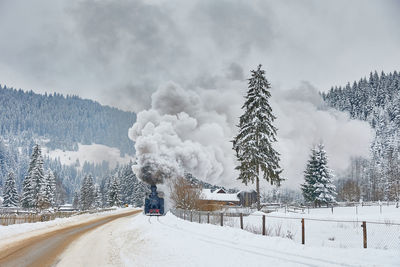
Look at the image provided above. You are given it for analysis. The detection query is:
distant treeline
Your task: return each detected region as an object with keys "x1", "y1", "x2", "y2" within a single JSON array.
[
  {"x1": 323, "y1": 71, "x2": 400, "y2": 202},
  {"x1": 0, "y1": 85, "x2": 136, "y2": 155}
]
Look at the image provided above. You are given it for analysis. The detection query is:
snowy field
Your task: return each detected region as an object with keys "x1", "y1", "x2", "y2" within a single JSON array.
[
  {"x1": 58, "y1": 211, "x2": 400, "y2": 267},
  {"x1": 197, "y1": 205, "x2": 400, "y2": 251},
  {"x1": 44, "y1": 143, "x2": 133, "y2": 168}
]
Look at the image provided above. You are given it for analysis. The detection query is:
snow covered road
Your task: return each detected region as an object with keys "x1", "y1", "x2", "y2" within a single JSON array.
[
  {"x1": 56, "y1": 212, "x2": 400, "y2": 267},
  {"x1": 0, "y1": 209, "x2": 141, "y2": 267}
]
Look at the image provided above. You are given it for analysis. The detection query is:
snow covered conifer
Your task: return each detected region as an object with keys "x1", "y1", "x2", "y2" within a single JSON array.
[
  {"x1": 47, "y1": 170, "x2": 56, "y2": 207},
  {"x1": 233, "y1": 64, "x2": 283, "y2": 210},
  {"x1": 38, "y1": 170, "x2": 56, "y2": 209},
  {"x1": 21, "y1": 144, "x2": 45, "y2": 210},
  {"x1": 2, "y1": 172, "x2": 19, "y2": 207},
  {"x1": 31, "y1": 145, "x2": 45, "y2": 210},
  {"x1": 21, "y1": 175, "x2": 33, "y2": 209},
  {"x1": 80, "y1": 174, "x2": 95, "y2": 210},
  {"x1": 301, "y1": 144, "x2": 337, "y2": 207},
  {"x1": 120, "y1": 163, "x2": 136, "y2": 205},
  {"x1": 108, "y1": 175, "x2": 121, "y2": 207},
  {"x1": 94, "y1": 184, "x2": 102, "y2": 208},
  {"x1": 301, "y1": 147, "x2": 318, "y2": 204},
  {"x1": 314, "y1": 144, "x2": 337, "y2": 206},
  {"x1": 132, "y1": 178, "x2": 148, "y2": 207},
  {"x1": 72, "y1": 192, "x2": 80, "y2": 210}
]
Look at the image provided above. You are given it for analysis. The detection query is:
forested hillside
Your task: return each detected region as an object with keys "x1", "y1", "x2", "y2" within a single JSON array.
[
  {"x1": 323, "y1": 71, "x2": 400, "y2": 202},
  {"x1": 0, "y1": 85, "x2": 140, "y2": 204},
  {"x1": 0, "y1": 85, "x2": 136, "y2": 155}
]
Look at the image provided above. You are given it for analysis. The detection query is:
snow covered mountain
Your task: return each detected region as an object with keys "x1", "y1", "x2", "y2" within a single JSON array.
[{"x1": 0, "y1": 85, "x2": 137, "y2": 203}]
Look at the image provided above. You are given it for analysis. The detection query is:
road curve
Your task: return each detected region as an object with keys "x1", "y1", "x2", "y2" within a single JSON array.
[{"x1": 0, "y1": 209, "x2": 141, "y2": 267}]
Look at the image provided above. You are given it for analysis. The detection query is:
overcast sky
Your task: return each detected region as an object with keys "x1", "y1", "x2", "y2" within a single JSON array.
[{"x1": 0, "y1": 0, "x2": 399, "y2": 112}]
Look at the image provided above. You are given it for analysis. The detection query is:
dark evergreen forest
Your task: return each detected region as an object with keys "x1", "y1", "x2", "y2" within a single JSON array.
[
  {"x1": 0, "y1": 85, "x2": 138, "y2": 204},
  {"x1": 0, "y1": 85, "x2": 136, "y2": 155}
]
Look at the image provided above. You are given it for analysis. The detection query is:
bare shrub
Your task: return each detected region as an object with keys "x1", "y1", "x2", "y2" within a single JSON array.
[
  {"x1": 224, "y1": 216, "x2": 236, "y2": 227},
  {"x1": 274, "y1": 223, "x2": 283, "y2": 237},
  {"x1": 245, "y1": 224, "x2": 262, "y2": 235},
  {"x1": 286, "y1": 230, "x2": 295, "y2": 240},
  {"x1": 169, "y1": 176, "x2": 202, "y2": 210}
]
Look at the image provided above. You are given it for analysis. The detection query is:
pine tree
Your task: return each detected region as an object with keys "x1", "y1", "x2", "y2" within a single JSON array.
[
  {"x1": 233, "y1": 64, "x2": 283, "y2": 210},
  {"x1": 21, "y1": 175, "x2": 33, "y2": 209},
  {"x1": 38, "y1": 170, "x2": 56, "y2": 209},
  {"x1": 80, "y1": 174, "x2": 95, "y2": 210},
  {"x1": 21, "y1": 144, "x2": 45, "y2": 210},
  {"x1": 301, "y1": 147, "x2": 319, "y2": 204},
  {"x1": 314, "y1": 144, "x2": 337, "y2": 206},
  {"x1": 2, "y1": 172, "x2": 19, "y2": 207},
  {"x1": 132, "y1": 179, "x2": 148, "y2": 207},
  {"x1": 108, "y1": 175, "x2": 121, "y2": 207},
  {"x1": 72, "y1": 192, "x2": 80, "y2": 210},
  {"x1": 47, "y1": 170, "x2": 56, "y2": 207},
  {"x1": 120, "y1": 163, "x2": 136, "y2": 205},
  {"x1": 301, "y1": 144, "x2": 337, "y2": 207},
  {"x1": 31, "y1": 145, "x2": 45, "y2": 210},
  {"x1": 94, "y1": 184, "x2": 102, "y2": 208}
]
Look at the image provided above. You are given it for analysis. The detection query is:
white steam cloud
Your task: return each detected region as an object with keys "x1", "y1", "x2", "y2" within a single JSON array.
[{"x1": 129, "y1": 79, "x2": 373, "y2": 189}]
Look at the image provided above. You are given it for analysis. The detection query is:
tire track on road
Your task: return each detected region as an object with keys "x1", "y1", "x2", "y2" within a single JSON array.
[{"x1": 0, "y1": 210, "x2": 141, "y2": 267}]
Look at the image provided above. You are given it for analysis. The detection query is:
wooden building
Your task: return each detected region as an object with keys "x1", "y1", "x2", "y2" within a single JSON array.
[{"x1": 199, "y1": 188, "x2": 240, "y2": 211}]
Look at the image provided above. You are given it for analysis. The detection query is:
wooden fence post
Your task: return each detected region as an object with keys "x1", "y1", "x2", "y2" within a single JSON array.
[
  {"x1": 190, "y1": 211, "x2": 193, "y2": 222},
  {"x1": 184, "y1": 211, "x2": 186, "y2": 220},
  {"x1": 207, "y1": 212, "x2": 210, "y2": 224},
  {"x1": 362, "y1": 221, "x2": 367, "y2": 248},
  {"x1": 240, "y1": 213, "x2": 243, "y2": 229},
  {"x1": 301, "y1": 218, "x2": 305, "y2": 245},
  {"x1": 220, "y1": 213, "x2": 223, "y2": 226},
  {"x1": 199, "y1": 212, "x2": 201, "y2": 223},
  {"x1": 262, "y1": 215, "x2": 266, "y2": 235}
]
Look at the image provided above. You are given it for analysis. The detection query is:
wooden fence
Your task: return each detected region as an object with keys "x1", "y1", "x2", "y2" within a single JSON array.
[
  {"x1": 0, "y1": 208, "x2": 116, "y2": 226},
  {"x1": 172, "y1": 208, "x2": 400, "y2": 250}
]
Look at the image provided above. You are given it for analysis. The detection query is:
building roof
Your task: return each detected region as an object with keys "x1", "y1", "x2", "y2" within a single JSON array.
[
  {"x1": 201, "y1": 189, "x2": 239, "y2": 202},
  {"x1": 214, "y1": 188, "x2": 227, "y2": 194}
]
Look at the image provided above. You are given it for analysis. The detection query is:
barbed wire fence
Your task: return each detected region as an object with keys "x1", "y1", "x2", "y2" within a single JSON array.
[{"x1": 171, "y1": 207, "x2": 400, "y2": 251}]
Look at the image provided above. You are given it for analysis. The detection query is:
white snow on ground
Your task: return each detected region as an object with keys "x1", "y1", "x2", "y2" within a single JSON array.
[
  {"x1": 222, "y1": 205, "x2": 400, "y2": 250},
  {"x1": 44, "y1": 143, "x2": 133, "y2": 168},
  {"x1": 0, "y1": 208, "x2": 139, "y2": 249},
  {"x1": 58, "y1": 211, "x2": 400, "y2": 267}
]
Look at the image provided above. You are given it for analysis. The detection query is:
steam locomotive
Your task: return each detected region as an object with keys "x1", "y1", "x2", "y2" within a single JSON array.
[{"x1": 144, "y1": 185, "x2": 165, "y2": 216}]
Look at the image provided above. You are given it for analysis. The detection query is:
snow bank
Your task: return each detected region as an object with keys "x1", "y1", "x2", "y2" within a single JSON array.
[{"x1": 57, "y1": 210, "x2": 399, "y2": 266}]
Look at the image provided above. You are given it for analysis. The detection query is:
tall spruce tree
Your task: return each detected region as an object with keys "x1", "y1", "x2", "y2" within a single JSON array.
[
  {"x1": 301, "y1": 147, "x2": 319, "y2": 204},
  {"x1": 80, "y1": 174, "x2": 95, "y2": 210},
  {"x1": 108, "y1": 175, "x2": 121, "y2": 207},
  {"x1": 301, "y1": 144, "x2": 337, "y2": 207},
  {"x1": 233, "y1": 64, "x2": 283, "y2": 210},
  {"x1": 21, "y1": 144, "x2": 45, "y2": 210},
  {"x1": 94, "y1": 184, "x2": 102, "y2": 208},
  {"x1": 21, "y1": 175, "x2": 33, "y2": 209},
  {"x1": 3, "y1": 172, "x2": 19, "y2": 207},
  {"x1": 38, "y1": 170, "x2": 56, "y2": 209},
  {"x1": 120, "y1": 163, "x2": 136, "y2": 205}
]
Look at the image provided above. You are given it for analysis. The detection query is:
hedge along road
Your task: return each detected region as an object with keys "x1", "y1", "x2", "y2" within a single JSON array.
[{"x1": 0, "y1": 209, "x2": 141, "y2": 267}]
